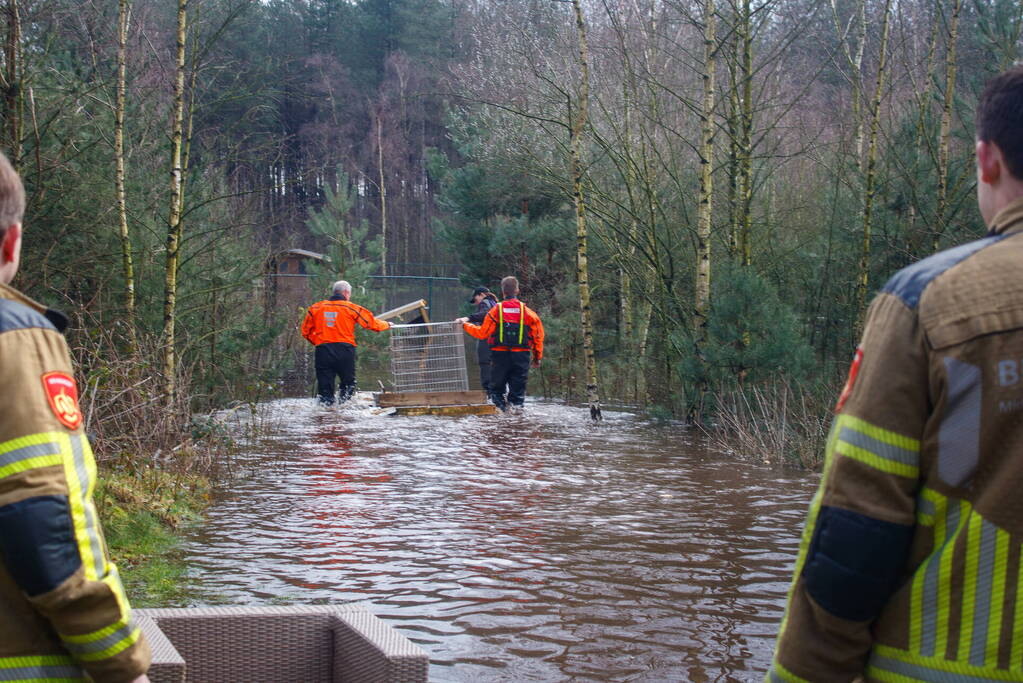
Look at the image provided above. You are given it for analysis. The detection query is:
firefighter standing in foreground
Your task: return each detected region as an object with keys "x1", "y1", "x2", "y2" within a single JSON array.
[
  {"x1": 301, "y1": 280, "x2": 392, "y2": 405},
  {"x1": 768, "y1": 66, "x2": 1023, "y2": 682},
  {"x1": 456, "y1": 276, "x2": 543, "y2": 413},
  {"x1": 0, "y1": 150, "x2": 151, "y2": 682}
]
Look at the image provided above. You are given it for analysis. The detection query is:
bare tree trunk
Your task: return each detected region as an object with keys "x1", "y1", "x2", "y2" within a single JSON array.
[
  {"x1": 162, "y1": 0, "x2": 188, "y2": 406},
  {"x1": 2, "y1": 0, "x2": 22, "y2": 169},
  {"x1": 832, "y1": 0, "x2": 868, "y2": 166},
  {"x1": 570, "y1": 0, "x2": 601, "y2": 421},
  {"x1": 932, "y1": 0, "x2": 961, "y2": 252},
  {"x1": 736, "y1": 0, "x2": 752, "y2": 265},
  {"x1": 377, "y1": 113, "x2": 388, "y2": 276},
  {"x1": 690, "y1": 0, "x2": 716, "y2": 425},
  {"x1": 115, "y1": 0, "x2": 137, "y2": 350},
  {"x1": 855, "y1": 0, "x2": 892, "y2": 336}
]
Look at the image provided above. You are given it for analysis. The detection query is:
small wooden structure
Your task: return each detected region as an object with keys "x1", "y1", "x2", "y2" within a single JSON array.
[{"x1": 375, "y1": 390, "x2": 496, "y2": 416}]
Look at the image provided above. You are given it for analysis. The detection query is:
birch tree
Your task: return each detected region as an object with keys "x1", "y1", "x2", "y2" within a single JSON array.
[
  {"x1": 162, "y1": 0, "x2": 188, "y2": 405},
  {"x1": 115, "y1": 0, "x2": 137, "y2": 348},
  {"x1": 690, "y1": 0, "x2": 716, "y2": 424},
  {"x1": 569, "y1": 0, "x2": 601, "y2": 421}
]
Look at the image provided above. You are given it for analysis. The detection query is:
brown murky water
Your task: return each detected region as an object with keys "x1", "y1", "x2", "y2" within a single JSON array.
[{"x1": 179, "y1": 398, "x2": 818, "y2": 681}]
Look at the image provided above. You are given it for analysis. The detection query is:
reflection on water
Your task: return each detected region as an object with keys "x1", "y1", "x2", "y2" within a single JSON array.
[{"x1": 179, "y1": 398, "x2": 817, "y2": 682}]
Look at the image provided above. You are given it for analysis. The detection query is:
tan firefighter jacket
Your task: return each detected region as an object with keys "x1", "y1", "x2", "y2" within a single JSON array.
[
  {"x1": 768, "y1": 197, "x2": 1023, "y2": 682},
  {"x1": 0, "y1": 283, "x2": 150, "y2": 682}
]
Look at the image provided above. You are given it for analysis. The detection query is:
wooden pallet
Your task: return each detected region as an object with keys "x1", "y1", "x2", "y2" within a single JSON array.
[
  {"x1": 374, "y1": 390, "x2": 496, "y2": 416},
  {"x1": 392, "y1": 404, "x2": 498, "y2": 417}
]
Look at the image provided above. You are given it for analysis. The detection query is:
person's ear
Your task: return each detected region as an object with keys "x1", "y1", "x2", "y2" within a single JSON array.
[
  {"x1": 977, "y1": 140, "x2": 1002, "y2": 185},
  {"x1": 1, "y1": 223, "x2": 20, "y2": 263}
]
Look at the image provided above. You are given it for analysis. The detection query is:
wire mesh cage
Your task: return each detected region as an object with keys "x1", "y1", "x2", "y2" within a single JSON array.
[{"x1": 389, "y1": 322, "x2": 470, "y2": 393}]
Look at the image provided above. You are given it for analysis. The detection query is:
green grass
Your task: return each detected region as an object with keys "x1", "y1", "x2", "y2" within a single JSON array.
[{"x1": 95, "y1": 468, "x2": 210, "y2": 607}]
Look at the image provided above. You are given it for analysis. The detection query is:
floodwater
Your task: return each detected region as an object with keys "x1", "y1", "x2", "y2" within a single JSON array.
[{"x1": 178, "y1": 397, "x2": 818, "y2": 682}]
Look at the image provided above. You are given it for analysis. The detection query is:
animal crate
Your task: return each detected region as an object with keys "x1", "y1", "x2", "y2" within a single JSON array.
[
  {"x1": 381, "y1": 321, "x2": 495, "y2": 415},
  {"x1": 389, "y1": 321, "x2": 469, "y2": 393}
]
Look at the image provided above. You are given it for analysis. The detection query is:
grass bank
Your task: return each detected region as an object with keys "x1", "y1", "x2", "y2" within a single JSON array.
[{"x1": 95, "y1": 468, "x2": 211, "y2": 607}]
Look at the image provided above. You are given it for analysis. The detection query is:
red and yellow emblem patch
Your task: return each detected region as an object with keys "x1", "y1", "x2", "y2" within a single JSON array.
[
  {"x1": 41, "y1": 372, "x2": 83, "y2": 430},
  {"x1": 834, "y1": 348, "x2": 863, "y2": 414}
]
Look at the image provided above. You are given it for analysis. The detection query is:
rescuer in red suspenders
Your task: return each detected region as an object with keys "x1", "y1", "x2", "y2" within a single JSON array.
[{"x1": 456, "y1": 276, "x2": 544, "y2": 413}]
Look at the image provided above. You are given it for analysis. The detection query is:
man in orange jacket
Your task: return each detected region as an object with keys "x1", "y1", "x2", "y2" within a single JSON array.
[
  {"x1": 301, "y1": 280, "x2": 391, "y2": 405},
  {"x1": 457, "y1": 275, "x2": 543, "y2": 413}
]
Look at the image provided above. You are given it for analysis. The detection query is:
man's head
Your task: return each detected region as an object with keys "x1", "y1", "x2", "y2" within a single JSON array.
[
  {"x1": 500, "y1": 276, "x2": 519, "y2": 299},
  {"x1": 0, "y1": 151, "x2": 24, "y2": 285},
  {"x1": 975, "y1": 65, "x2": 1023, "y2": 225},
  {"x1": 332, "y1": 280, "x2": 352, "y2": 299}
]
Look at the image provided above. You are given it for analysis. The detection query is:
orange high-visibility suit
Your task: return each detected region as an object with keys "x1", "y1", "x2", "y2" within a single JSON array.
[{"x1": 301, "y1": 297, "x2": 390, "y2": 404}]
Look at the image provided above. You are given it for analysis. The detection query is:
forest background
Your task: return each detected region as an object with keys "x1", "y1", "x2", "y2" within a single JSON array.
[{"x1": 3, "y1": 0, "x2": 1021, "y2": 472}]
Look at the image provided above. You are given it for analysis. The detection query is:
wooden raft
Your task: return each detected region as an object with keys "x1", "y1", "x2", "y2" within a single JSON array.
[{"x1": 375, "y1": 390, "x2": 497, "y2": 416}]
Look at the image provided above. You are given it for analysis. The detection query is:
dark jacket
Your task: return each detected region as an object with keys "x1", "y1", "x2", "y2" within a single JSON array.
[{"x1": 467, "y1": 295, "x2": 497, "y2": 325}]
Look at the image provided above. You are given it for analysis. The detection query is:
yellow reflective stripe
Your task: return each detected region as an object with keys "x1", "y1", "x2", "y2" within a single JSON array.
[
  {"x1": 58, "y1": 435, "x2": 96, "y2": 580},
  {"x1": 938, "y1": 500, "x2": 970, "y2": 660},
  {"x1": 102, "y1": 565, "x2": 131, "y2": 618},
  {"x1": 498, "y1": 304, "x2": 504, "y2": 343},
  {"x1": 833, "y1": 414, "x2": 919, "y2": 477},
  {"x1": 960, "y1": 511, "x2": 982, "y2": 662},
  {"x1": 764, "y1": 661, "x2": 812, "y2": 683},
  {"x1": 0, "y1": 432, "x2": 65, "y2": 479},
  {"x1": 910, "y1": 489, "x2": 943, "y2": 653},
  {"x1": 774, "y1": 421, "x2": 841, "y2": 640},
  {"x1": 987, "y1": 526, "x2": 1009, "y2": 668},
  {"x1": 871, "y1": 644, "x2": 1022, "y2": 681},
  {"x1": 1013, "y1": 555, "x2": 1023, "y2": 670},
  {"x1": 76, "y1": 626, "x2": 140, "y2": 662},
  {"x1": 0, "y1": 654, "x2": 85, "y2": 682}
]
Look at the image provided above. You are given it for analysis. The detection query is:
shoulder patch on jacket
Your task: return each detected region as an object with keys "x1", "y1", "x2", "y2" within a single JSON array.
[
  {"x1": 42, "y1": 372, "x2": 83, "y2": 430},
  {"x1": 802, "y1": 505, "x2": 913, "y2": 621},
  {"x1": 0, "y1": 298, "x2": 56, "y2": 334},
  {"x1": 0, "y1": 495, "x2": 81, "y2": 596},
  {"x1": 881, "y1": 234, "x2": 1006, "y2": 309}
]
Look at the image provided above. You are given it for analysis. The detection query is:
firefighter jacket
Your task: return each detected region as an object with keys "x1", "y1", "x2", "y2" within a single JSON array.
[
  {"x1": 768, "y1": 197, "x2": 1023, "y2": 683},
  {"x1": 301, "y1": 296, "x2": 389, "y2": 346},
  {"x1": 0, "y1": 282, "x2": 151, "y2": 682},
  {"x1": 462, "y1": 298, "x2": 544, "y2": 359}
]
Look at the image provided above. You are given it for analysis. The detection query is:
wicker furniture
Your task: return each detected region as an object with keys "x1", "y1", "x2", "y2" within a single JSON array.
[{"x1": 136, "y1": 604, "x2": 428, "y2": 682}]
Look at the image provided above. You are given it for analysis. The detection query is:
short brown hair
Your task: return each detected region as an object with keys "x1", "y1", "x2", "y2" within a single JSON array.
[
  {"x1": 977, "y1": 66, "x2": 1023, "y2": 179},
  {"x1": 501, "y1": 275, "x2": 519, "y2": 298},
  {"x1": 0, "y1": 151, "x2": 24, "y2": 234}
]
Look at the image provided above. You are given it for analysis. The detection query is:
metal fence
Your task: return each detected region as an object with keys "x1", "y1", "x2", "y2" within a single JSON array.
[{"x1": 389, "y1": 322, "x2": 469, "y2": 393}]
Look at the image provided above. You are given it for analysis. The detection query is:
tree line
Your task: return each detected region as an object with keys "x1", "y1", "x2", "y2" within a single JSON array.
[{"x1": 2, "y1": 0, "x2": 1020, "y2": 461}]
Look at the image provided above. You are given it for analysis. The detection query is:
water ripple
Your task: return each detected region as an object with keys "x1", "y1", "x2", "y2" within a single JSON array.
[{"x1": 179, "y1": 397, "x2": 817, "y2": 682}]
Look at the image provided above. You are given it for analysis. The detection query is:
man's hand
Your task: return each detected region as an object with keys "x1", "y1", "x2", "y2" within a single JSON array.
[
  {"x1": 454, "y1": 317, "x2": 468, "y2": 324},
  {"x1": 129, "y1": 675, "x2": 151, "y2": 683},
  {"x1": 531, "y1": 357, "x2": 541, "y2": 368}
]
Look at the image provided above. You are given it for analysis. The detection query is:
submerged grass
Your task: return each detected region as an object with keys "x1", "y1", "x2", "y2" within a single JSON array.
[{"x1": 95, "y1": 467, "x2": 210, "y2": 607}]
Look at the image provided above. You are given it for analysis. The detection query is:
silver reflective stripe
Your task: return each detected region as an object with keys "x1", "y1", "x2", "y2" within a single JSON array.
[
  {"x1": 0, "y1": 664, "x2": 84, "y2": 681},
  {"x1": 921, "y1": 500, "x2": 961, "y2": 657},
  {"x1": 969, "y1": 518, "x2": 999, "y2": 667},
  {"x1": 0, "y1": 441, "x2": 59, "y2": 469},
  {"x1": 62, "y1": 619, "x2": 136, "y2": 658},
  {"x1": 70, "y1": 434, "x2": 105, "y2": 578},
  {"x1": 938, "y1": 357, "x2": 981, "y2": 487},
  {"x1": 838, "y1": 427, "x2": 918, "y2": 465},
  {"x1": 871, "y1": 651, "x2": 1006, "y2": 683}
]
